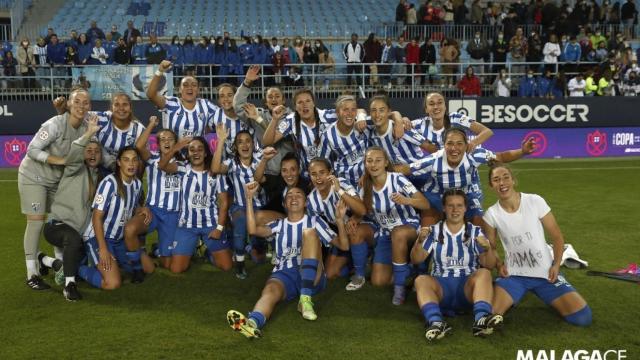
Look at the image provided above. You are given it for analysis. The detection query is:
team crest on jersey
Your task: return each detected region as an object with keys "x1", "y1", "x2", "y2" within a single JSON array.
[
  {"x1": 278, "y1": 120, "x2": 288, "y2": 134},
  {"x1": 38, "y1": 130, "x2": 49, "y2": 141},
  {"x1": 198, "y1": 112, "x2": 205, "y2": 120},
  {"x1": 95, "y1": 194, "x2": 105, "y2": 205},
  {"x1": 31, "y1": 202, "x2": 41, "y2": 212},
  {"x1": 403, "y1": 183, "x2": 417, "y2": 194},
  {"x1": 126, "y1": 134, "x2": 134, "y2": 145}
]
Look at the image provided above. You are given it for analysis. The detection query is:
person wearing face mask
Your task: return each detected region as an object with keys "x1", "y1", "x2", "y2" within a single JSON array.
[
  {"x1": 563, "y1": 36, "x2": 581, "y2": 74},
  {"x1": 457, "y1": 66, "x2": 481, "y2": 97},
  {"x1": 624, "y1": 59, "x2": 639, "y2": 79},
  {"x1": 492, "y1": 69, "x2": 512, "y2": 97},
  {"x1": 17, "y1": 38, "x2": 36, "y2": 89},
  {"x1": 622, "y1": 70, "x2": 639, "y2": 95},
  {"x1": 182, "y1": 36, "x2": 196, "y2": 75},
  {"x1": 537, "y1": 69, "x2": 555, "y2": 98},
  {"x1": 518, "y1": 69, "x2": 539, "y2": 97},
  {"x1": 492, "y1": 32, "x2": 508, "y2": 74},
  {"x1": 589, "y1": 31, "x2": 607, "y2": 51},
  {"x1": 567, "y1": 72, "x2": 586, "y2": 96},
  {"x1": 239, "y1": 36, "x2": 255, "y2": 73},
  {"x1": 466, "y1": 31, "x2": 489, "y2": 76},
  {"x1": 543, "y1": 34, "x2": 561, "y2": 72},
  {"x1": 584, "y1": 69, "x2": 599, "y2": 96}
]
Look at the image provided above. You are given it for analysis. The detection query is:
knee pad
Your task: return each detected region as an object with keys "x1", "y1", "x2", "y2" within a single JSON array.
[{"x1": 564, "y1": 305, "x2": 592, "y2": 327}]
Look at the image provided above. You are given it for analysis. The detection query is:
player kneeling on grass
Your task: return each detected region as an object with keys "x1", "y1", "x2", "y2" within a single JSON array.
[
  {"x1": 483, "y1": 163, "x2": 592, "y2": 327},
  {"x1": 227, "y1": 182, "x2": 349, "y2": 338},
  {"x1": 410, "y1": 189, "x2": 503, "y2": 342},
  {"x1": 78, "y1": 146, "x2": 151, "y2": 290}
]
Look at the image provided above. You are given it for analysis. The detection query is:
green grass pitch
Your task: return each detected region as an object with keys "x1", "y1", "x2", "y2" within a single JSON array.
[{"x1": 0, "y1": 157, "x2": 639, "y2": 359}]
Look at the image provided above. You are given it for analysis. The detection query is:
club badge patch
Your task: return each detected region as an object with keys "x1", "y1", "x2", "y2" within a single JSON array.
[
  {"x1": 38, "y1": 131, "x2": 49, "y2": 141},
  {"x1": 31, "y1": 202, "x2": 41, "y2": 212},
  {"x1": 95, "y1": 194, "x2": 105, "y2": 205}
]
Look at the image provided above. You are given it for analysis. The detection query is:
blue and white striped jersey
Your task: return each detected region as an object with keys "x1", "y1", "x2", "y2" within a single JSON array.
[
  {"x1": 267, "y1": 214, "x2": 336, "y2": 272},
  {"x1": 208, "y1": 108, "x2": 255, "y2": 157},
  {"x1": 178, "y1": 166, "x2": 228, "y2": 228},
  {"x1": 366, "y1": 120, "x2": 427, "y2": 165},
  {"x1": 359, "y1": 172, "x2": 420, "y2": 230},
  {"x1": 423, "y1": 222, "x2": 485, "y2": 278},
  {"x1": 409, "y1": 148, "x2": 496, "y2": 195},
  {"x1": 144, "y1": 152, "x2": 184, "y2": 211},
  {"x1": 93, "y1": 111, "x2": 145, "y2": 168},
  {"x1": 318, "y1": 123, "x2": 367, "y2": 186},
  {"x1": 413, "y1": 112, "x2": 474, "y2": 149},
  {"x1": 222, "y1": 150, "x2": 266, "y2": 208},
  {"x1": 277, "y1": 108, "x2": 337, "y2": 171},
  {"x1": 161, "y1": 96, "x2": 218, "y2": 139},
  {"x1": 306, "y1": 178, "x2": 357, "y2": 224},
  {"x1": 84, "y1": 174, "x2": 143, "y2": 241}
]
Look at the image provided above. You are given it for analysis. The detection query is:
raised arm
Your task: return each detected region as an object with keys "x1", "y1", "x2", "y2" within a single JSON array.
[
  {"x1": 329, "y1": 176, "x2": 366, "y2": 217},
  {"x1": 64, "y1": 114, "x2": 101, "y2": 175},
  {"x1": 253, "y1": 147, "x2": 277, "y2": 183},
  {"x1": 233, "y1": 65, "x2": 260, "y2": 115},
  {"x1": 332, "y1": 199, "x2": 350, "y2": 251},
  {"x1": 262, "y1": 105, "x2": 286, "y2": 146},
  {"x1": 146, "y1": 60, "x2": 172, "y2": 109},
  {"x1": 494, "y1": 137, "x2": 536, "y2": 163},
  {"x1": 211, "y1": 124, "x2": 229, "y2": 174},
  {"x1": 245, "y1": 181, "x2": 273, "y2": 238},
  {"x1": 410, "y1": 226, "x2": 431, "y2": 264},
  {"x1": 468, "y1": 121, "x2": 494, "y2": 151},
  {"x1": 135, "y1": 116, "x2": 159, "y2": 162}
]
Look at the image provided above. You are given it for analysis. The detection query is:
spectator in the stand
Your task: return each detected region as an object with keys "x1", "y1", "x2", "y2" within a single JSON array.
[
  {"x1": 272, "y1": 51, "x2": 286, "y2": 85},
  {"x1": 518, "y1": 68, "x2": 539, "y2": 97},
  {"x1": 225, "y1": 39, "x2": 244, "y2": 85},
  {"x1": 395, "y1": 35, "x2": 407, "y2": 85},
  {"x1": 253, "y1": 35, "x2": 269, "y2": 65},
  {"x1": 589, "y1": 30, "x2": 607, "y2": 51},
  {"x1": 563, "y1": 36, "x2": 581, "y2": 73},
  {"x1": 406, "y1": 4, "x2": 418, "y2": 25},
  {"x1": 537, "y1": 69, "x2": 554, "y2": 98},
  {"x1": 493, "y1": 68, "x2": 512, "y2": 97},
  {"x1": 65, "y1": 30, "x2": 79, "y2": 50},
  {"x1": 33, "y1": 37, "x2": 48, "y2": 91},
  {"x1": 130, "y1": 36, "x2": 147, "y2": 64},
  {"x1": 471, "y1": 0, "x2": 484, "y2": 24},
  {"x1": 454, "y1": 0, "x2": 469, "y2": 24},
  {"x1": 509, "y1": 27, "x2": 528, "y2": 75},
  {"x1": 46, "y1": 35, "x2": 66, "y2": 89},
  {"x1": 594, "y1": 41, "x2": 609, "y2": 62},
  {"x1": 2, "y1": 51, "x2": 17, "y2": 88},
  {"x1": 110, "y1": 25, "x2": 121, "y2": 42},
  {"x1": 440, "y1": 37, "x2": 459, "y2": 87},
  {"x1": 492, "y1": 31, "x2": 508, "y2": 73},
  {"x1": 624, "y1": 59, "x2": 639, "y2": 80},
  {"x1": 281, "y1": 38, "x2": 296, "y2": 64},
  {"x1": 585, "y1": 69, "x2": 598, "y2": 96},
  {"x1": 405, "y1": 36, "x2": 420, "y2": 80},
  {"x1": 90, "y1": 39, "x2": 108, "y2": 65},
  {"x1": 213, "y1": 36, "x2": 227, "y2": 84},
  {"x1": 17, "y1": 38, "x2": 35, "y2": 89},
  {"x1": 541, "y1": 0, "x2": 560, "y2": 30},
  {"x1": 550, "y1": 70, "x2": 567, "y2": 98},
  {"x1": 302, "y1": 40, "x2": 317, "y2": 65},
  {"x1": 103, "y1": 33, "x2": 117, "y2": 64},
  {"x1": 114, "y1": 38, "x2": 130, "y2": 65},
  {"x1": 380, "y1": 37, "x2": 396, "y2": 89},
  {"x1": 396, "y1": 0, "x2": 407, "y2": 24},
  {"x1": 318, "y1": 46, "x2": 335, "y2": 89},
  {"x1": 512, "y1": 0, "x2": 527, "y2": 23},
  {"x1": 182, "y1": 36, "x2": 196, "y2": 74},
  {"x1": 420, "y1": 37, "x2": 436, "y2": 85},
  {"x1": 270, "y1": 37, "x2": 280, "y2": 55},
  {"x1": 343, "y1": 33, "x2": 365, "y2": 86},
  {"x1": 443, "y1": 0, "x2": 455, "y2": 24},
  {"x1": 194, "y1": 36, "x2": 210, "y2": 76},
  {"x1": 364, "y1": 33, "x2": 382, "y2": 85},
  {"x1": 123, "y1": 20, "x2": 141, "y2": 46},
  {"x1": 621, "y1": 0, "x2": 637, "y2": 39},
  {"x1": 543, "y1": 34, "x2": 561, "y2": 72},
  {"x1": 239, "y1": 36, "x2": 254, "y2": 70},
  {"x1": 458, "y1": 65, "x2": 481, "y2": 96},
  {"x1": 527, "y1": 30, "x2": 543, "y2": 71},
  {"x1": 609, "y1": 2, "x2": 621, "y2": 24},
  {"x1": 502, "y1": 10, "x2": 519, "y2": 41},
  {"x1": 467, "y1": 30, "x2": 489, "y2": 75},
  {"x1": 622, "y1": 70, "x2": 639, "y2": 95},
  {"x1": 597, "y1": 69, "x2": 613, "y2": 95},
  {"x1": 167, "y1": 36, "x2": 183, "y2": 71},
  {"x1": 44, "y1": 28, "x2": 55, "y2": 44},
  {"x1": 76, "y1": 33, "x2": 92, "y2": 65},
  {"x1": 146, "y1": 34, "x2": 166, "y2": 65},
  {"x1": 293, "y1": 36, "x2": 304, "y2": 63},
  {"x1": 65, "y1": 45, "x2": 79, "y2": 65},
  {"x1": 86, "y1": 20, "x2": 106, "y2": 44}
]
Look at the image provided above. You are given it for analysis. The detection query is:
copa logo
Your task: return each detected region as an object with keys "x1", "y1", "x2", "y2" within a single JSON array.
[
  {"x1": 3, "y1": 138, "x2": 27, "y2": 165},
  {"x1": 448, "y1": 100, "x2": 477, "y2": 121}
]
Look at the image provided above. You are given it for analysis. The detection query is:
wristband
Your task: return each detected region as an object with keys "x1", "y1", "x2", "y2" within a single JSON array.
[
  {"x1": 256, "y1": 116, "x2": 264, "y2": 125},
  {"x1": 338, "y1": 189, "x2": 346, "y2": 197},
  {"x1": 216, "y1": 224, "x2": 224, "y2": 231},
  {"x1": 155, "y1": 70, "x2": 165, "y2": 77}
]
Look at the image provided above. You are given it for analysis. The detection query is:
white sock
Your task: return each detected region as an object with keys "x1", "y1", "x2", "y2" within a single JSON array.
[
  {"x1": 54, "y1": 246, "x2": 64, "y2": 260},
  {"x1": 26, "y1": 259, "x2": 38, "y2": 278},
  {"x1": 41, "y1": 255, "x2": 56, "y2": 268},
  {"x1": 65, "y1": 277, "x2": 75, "y2": 286}
]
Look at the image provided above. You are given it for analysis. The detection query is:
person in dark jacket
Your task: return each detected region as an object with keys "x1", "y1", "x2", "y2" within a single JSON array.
[
  {"x1": 492, "y1": 31, "x2": 509, "y2": 73},
  {"x1": 363, "y1": 33, "x2": 382, "y2": 86},
  {"x1": 85, "y1": 20, "x2": 106, "y2": 44},
  {"x1": 114, "y1": 38, "x2": 130, "y2": 64},
  {"x1": 145, "y1": 34, "x2": 166, "y2": 64},
  {"x1": 420, "y1": 38, "x2": 436, "y2": 85},
  {"x1": 76, "y1": 33, "x2": 92, "y2": 65},
  {"x1": 123, "y1": 20, "x2": 141, "y2": 46}
]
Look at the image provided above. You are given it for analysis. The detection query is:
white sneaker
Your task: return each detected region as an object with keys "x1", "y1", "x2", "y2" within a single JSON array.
[{"x1": 345, "y1": 275, "x2": 365, "y2": 291}]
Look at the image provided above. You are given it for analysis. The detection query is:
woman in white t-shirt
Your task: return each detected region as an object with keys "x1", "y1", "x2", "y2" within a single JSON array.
[{"x1": 482, "y1": 163, "x2": 591, "y2": 327}]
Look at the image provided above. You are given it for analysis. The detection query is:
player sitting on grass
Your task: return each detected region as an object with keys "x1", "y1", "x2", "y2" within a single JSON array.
[
  {"x1": 227, "y1": 181, "x2": 349, "y2": 338},
  {"x1": 411, "y1": 189, "x2": 503, "y2": 342}
]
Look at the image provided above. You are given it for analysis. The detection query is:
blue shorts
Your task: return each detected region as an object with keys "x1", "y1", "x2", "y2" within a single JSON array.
[
  {"x1": 270, "y1": 267, "x2": 327, "y2": 302},
  {"x1": 172, "y1": 226, "x2": 230, "y2": 256},
  {"x1": 85, "y1": 237, "x2": 131, "y2": 273},
  {"x1": 495, "y1": 275, "x2": 577, "y2": 306},
  {"x1": 424, "y1": 191, "x2": 484, "y2": 218},
  {"x1": 373, "y1": 230, "x2": 392, "y2": 265},
  {"x1": 436, "y1": 275, "x2": 472, "y2": 312},
  {"x1": 147, "y1": 206, "x2": 179, "y2": 257}
]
